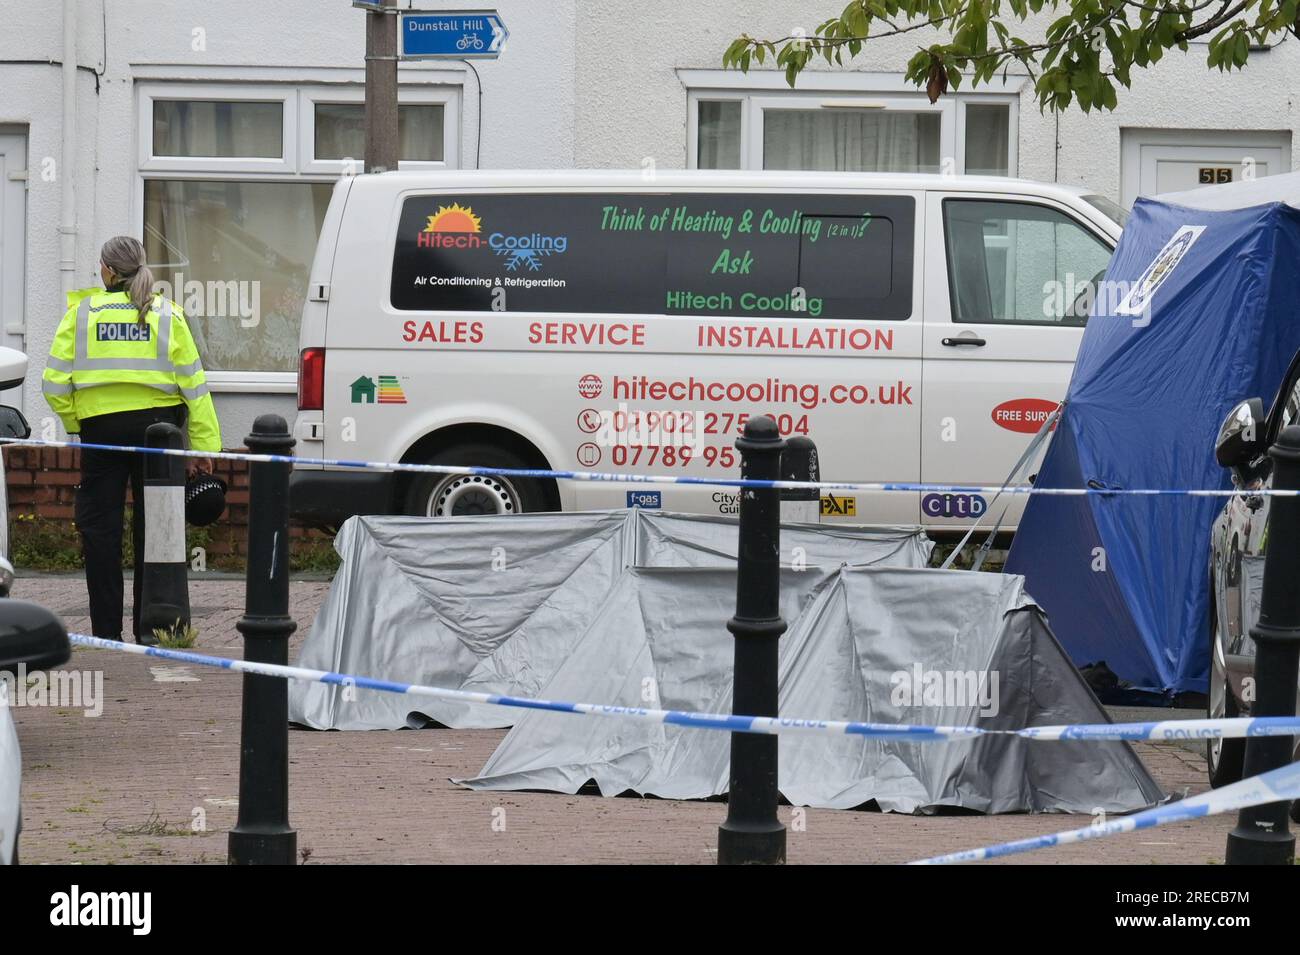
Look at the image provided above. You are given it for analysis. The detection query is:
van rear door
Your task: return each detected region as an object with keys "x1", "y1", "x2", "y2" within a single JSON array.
[{"x1": 293, "y1": 175, "x2": 355, "y2": 453}]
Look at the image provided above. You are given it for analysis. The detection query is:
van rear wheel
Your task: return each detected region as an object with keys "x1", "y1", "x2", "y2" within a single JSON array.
[{"x1": 403, "y1": 444, "x2": 555, "y2": 517}]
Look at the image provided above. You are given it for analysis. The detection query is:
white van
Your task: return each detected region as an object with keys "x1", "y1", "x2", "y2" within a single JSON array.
[{"x1": 289, "y1": 170, "x2": 1123, "y2": 532}]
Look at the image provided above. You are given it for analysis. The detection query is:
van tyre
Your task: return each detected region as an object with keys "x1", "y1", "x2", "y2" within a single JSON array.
[{"x1": 403, "y1": 445, "x2": 555, "y2": 517}]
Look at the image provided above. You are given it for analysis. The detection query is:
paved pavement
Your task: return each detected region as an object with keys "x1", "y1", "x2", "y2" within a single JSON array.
[{"x1": 9, "y1": 574, "x2": 1234, "y2": 865}]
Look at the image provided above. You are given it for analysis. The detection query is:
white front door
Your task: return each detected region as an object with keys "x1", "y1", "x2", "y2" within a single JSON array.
[
  {"x1": 0, "y1": 131, "x2": 27, "y2": 411},
  {"x1": 1121, "y1": 129, "x2": 1292, "y2": 207},
  {"x1": 920, "y1": 193, "x2": 1115, "y2": 530}
]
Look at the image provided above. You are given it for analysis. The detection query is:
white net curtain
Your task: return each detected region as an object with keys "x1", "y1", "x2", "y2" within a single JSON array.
[{"x1": 762, "y1": 109, "x2": 942, "y2": 173}]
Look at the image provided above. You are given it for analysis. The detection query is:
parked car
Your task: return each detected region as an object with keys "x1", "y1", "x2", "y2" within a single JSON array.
[
  {"x1": 289, "y1": 170, "x2": 1123, "y2": 533},
  {"x1": 1209, "y1": 348, "x2": 1300, "y2": 793},
  {"x1": 1, "y1": 601, "x2": 71, "y2": 864},
  {"x1": 0, "y1": 344, "x2": 60, "y2": 866}
]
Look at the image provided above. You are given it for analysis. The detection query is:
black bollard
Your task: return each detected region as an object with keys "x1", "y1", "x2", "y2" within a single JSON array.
[
  {"x1": 136, "y1": 422, "x2": 190, "y2": 645},
  {"x1": 1226, "y1": 424, "x2": 1300, "y2": 865},
  {"x1": 780, "y1": 435, "x2": 820, "y2": 524},
  {"x1": 718, "y1": 415, "x2": 788, "y2": 865},
  {"x1": 229, "y1": 414, "x2": 298, "y2": 865}
]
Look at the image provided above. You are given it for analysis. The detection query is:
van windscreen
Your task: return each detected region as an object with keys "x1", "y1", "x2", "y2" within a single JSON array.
[{"x1": 390, "y1": 192, "x2": 914, "y2": 321}]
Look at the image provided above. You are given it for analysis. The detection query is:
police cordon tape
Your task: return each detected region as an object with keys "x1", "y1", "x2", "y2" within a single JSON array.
[
  {"x1": 71, "y1": 632, "x2": 1300, "y2": 865},
  {"x1": 910, "y1": 760, "x2": 1300, "y2": 864},
  {"x1": 4, "y1": 436, "x2": 1299, "y2": 498},
  {"x1": 69, "y1": 632, "x2": 1300, "y2": 742}
]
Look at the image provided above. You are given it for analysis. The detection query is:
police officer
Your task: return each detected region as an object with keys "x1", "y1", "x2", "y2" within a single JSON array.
[{"x1": 42, "y1": 236, "x2": 222, "y2": 644}]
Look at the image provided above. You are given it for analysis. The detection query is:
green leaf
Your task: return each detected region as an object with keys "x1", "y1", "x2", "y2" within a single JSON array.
[{"x1": 1234, "y1": 32, "x2": 1250, "y2": 67}]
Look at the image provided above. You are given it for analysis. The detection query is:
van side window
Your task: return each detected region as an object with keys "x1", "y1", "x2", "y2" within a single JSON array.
[
  {"x1": 942, "y1": 199, "x2": 1112, "y2": 327},
  {"x1": 390, "y1": 193, "x2": 914, "y2": 321}
]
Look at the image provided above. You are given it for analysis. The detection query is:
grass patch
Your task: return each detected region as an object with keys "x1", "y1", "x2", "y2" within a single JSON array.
[
  {"x1": 153, "y1": 620, "x2": 199, "y2": 649},
  {"x1": 10, "y1": 511, "x2": 338, "y2": 575}
]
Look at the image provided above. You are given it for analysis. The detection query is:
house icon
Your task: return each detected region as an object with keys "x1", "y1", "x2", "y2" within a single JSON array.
[{"x1": 350, "y1": 375, "x2": 376, "y2": 404}]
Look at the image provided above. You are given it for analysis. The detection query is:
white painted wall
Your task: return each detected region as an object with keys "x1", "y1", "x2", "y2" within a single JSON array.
[
  {"x1": 576, "y1": 0, "x2": 1300, "y2": 190},
  {"x1": 2, "y1": 0, "x2": 1296, "y2": 448},
  {"x1": 0, "y1": 0, "x2": 575, "y2": 446}
]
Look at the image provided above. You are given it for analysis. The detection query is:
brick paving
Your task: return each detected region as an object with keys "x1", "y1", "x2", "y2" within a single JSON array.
[{"x1": 9, "y1": 574, "x2": 1235, "y2": 865}]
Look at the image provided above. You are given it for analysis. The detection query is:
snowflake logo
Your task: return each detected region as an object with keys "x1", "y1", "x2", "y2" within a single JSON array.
[{"x1": 495, "y1": 247, "x2": 557, "y2": 272}]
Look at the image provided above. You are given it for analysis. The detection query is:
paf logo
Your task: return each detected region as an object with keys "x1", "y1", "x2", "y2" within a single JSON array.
[{"x1": 820, "y1": 494, "x2": 857, "y2": 517}]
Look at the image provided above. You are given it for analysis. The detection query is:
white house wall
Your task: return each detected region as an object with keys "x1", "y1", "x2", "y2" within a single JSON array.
[{"x1": 1, "y1": 0, "x2": 1296, "y2": 447}]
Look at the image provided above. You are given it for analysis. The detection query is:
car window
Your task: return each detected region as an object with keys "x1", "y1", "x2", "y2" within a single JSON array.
[
  {"x1": 1275, "y1": 371, "x2": 1300, "y2": 435},
  {"x1": 943, "y1": 199, "x2": 1113, "y2": 327}
]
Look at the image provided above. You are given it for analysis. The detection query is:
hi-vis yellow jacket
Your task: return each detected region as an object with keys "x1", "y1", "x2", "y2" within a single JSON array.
[{"x1": 42, "y1": 288, "x2": 222, "y2": 452}]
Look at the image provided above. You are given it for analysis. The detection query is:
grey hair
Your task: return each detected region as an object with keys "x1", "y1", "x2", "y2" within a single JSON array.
[{"x1": 100, "y1": 235, "x2": 155, "y2": 326}]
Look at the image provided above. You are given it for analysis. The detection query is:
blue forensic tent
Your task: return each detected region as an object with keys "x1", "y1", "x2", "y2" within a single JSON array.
[{"x1": 1005, "y1": 172, "x2": 1300, "y2": 698}]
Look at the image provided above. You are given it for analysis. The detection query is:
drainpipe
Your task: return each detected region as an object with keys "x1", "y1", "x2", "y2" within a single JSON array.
[{"x1": 59, "y1": 0, "x2": 77, "y2": 294}]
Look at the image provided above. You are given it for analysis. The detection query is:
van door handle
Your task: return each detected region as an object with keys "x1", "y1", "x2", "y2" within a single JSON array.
[{"x1": 941, "y1": 336, "x2": 987, "y2": 347}]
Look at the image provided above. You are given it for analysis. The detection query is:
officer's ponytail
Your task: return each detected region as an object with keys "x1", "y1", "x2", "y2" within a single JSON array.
[{"x1": 100, "y1": 235, "x2": 156, "y2": 327}]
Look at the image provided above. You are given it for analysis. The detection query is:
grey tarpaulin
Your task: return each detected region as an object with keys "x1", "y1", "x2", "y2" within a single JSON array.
[
  {"x1": 457, "y1": 566, "x2": 1164, "y2": 814},
  {"x1": 289, "y1": 511, "x2": 932, "y2": 730}
]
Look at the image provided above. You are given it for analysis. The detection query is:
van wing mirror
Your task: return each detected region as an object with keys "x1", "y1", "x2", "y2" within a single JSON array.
[
  {"x1": 1215, "y1": 398, "x2": 1266, "y2": 470},
  {"x1": 0, "y1": 601, "x2": 71, "y2": 676}
]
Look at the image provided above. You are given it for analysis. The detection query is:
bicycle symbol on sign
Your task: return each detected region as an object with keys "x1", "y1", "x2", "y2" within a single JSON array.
[{"x1": 456, "y1": 33, "x2": 485, "y2": 51}]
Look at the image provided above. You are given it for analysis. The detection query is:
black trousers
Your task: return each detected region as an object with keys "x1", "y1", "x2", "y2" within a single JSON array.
[{"x1": 75, "y1": 405, "x2": 186, "y2": 640}]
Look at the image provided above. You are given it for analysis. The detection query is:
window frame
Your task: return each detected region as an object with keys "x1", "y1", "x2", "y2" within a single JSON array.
[
  {"x1": 940, "y1": 196, "x2": 1115, "y2": 328},
  {"x1": 685, "y1": 84, "x2": 1017, "y2": 176},
  {"x1": 139, "y1": 84, "x2": 296, "y2": 174},
  {"x1": 135, "y1": 81, "x2": 461, "y2": 388},
  {"x1": 748, "y1": 93, "x2": 955, "y2": 173},
  {"x1": 300, "y1": 85, "x2": 460, "y2": 174}
]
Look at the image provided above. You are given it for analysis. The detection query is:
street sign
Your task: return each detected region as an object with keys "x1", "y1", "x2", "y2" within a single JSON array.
[{"x1": 399, "y1": 10, "x2": 508, "y2": 59}]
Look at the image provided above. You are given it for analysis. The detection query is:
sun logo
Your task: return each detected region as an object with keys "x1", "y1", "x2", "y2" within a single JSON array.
[{"x1": 424, "y1": 203, "x2": 482, "y2": 233}]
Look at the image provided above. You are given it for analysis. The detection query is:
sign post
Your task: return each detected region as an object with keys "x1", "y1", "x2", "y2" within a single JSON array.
[{"x1": 363, "y1": 0, "x2": 400, "y2": 173}]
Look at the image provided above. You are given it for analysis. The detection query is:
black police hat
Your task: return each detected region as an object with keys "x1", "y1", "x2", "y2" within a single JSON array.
[{"x1": 185, "y1": 474, "x2": 228, "y2": 527}]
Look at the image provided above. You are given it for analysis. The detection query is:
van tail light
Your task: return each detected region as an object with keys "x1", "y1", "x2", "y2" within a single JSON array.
[{"x1": 298, "y1": 348, "x2": 325, "y2": 411}]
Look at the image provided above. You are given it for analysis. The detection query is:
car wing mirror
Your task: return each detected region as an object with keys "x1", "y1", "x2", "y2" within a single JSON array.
[
  {"x1": 0, "y1": 405, "x2": 30, "y2": 440},
  {"x1": 0, "y1": 601, "x2": 71, "y2": 675},
  {"x1": 1215, "y1": 398, "x2": 1266, "y2": 472}
]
